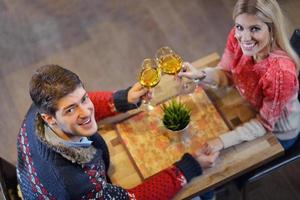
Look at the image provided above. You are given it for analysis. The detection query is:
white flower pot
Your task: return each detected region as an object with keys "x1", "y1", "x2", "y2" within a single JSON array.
[{"x1": 164, "y1": 123, "x2": 190, "y2": 144}]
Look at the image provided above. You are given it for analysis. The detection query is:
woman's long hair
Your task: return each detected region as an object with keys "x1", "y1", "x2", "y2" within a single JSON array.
[{"x1": 233, "y1": 0, "x2": 299, "y2": 69}]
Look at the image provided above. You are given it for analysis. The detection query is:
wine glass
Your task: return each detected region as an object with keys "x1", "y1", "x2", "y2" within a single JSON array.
[
  {"x1": 155, "y1": 46, "x2": 182, "y2": 75},
  {"x1": 138, "y1": 58, "x2": 161, "y2": 111},
  {"x1": 155, "y1": 46, "x2": 189, "y2": 93}
]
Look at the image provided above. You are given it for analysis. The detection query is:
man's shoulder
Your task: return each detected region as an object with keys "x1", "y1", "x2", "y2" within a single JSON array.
[{"x1": 23, "y1": 104, "x2": 39, "y2": 124}]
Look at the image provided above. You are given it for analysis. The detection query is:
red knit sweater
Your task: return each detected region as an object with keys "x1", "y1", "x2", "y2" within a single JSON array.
[{"x1": 219, "y1": 28, "x2": 298, "y2": 131}]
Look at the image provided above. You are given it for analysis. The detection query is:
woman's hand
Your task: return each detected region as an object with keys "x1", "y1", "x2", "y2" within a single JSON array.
[
  {"x1": 194, "y1": 144, "x2": 220, "y2": 168},
  {"x1": 127, "y1": 82, "x2": 149, "y2": 104},
  {"x1": 178, "y1": 62, "x2": 206, "y2": 81},
  {"x1": 204, "y1": 137, "x2": 224, "y2": 153}
]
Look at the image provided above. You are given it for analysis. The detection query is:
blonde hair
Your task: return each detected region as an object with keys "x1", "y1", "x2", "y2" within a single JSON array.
[{"x1": 233, "y1": 0, "x2": 299, "y2": 69}]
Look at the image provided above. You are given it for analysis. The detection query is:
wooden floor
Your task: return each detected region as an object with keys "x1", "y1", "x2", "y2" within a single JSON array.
[{"x1": 0, "y1": 0, "x2": 299, "y2": 199}]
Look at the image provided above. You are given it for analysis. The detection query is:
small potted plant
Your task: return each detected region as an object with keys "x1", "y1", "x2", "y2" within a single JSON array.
[{"x1": 161, "y1": 99, "x2": 191, "y2": 142}]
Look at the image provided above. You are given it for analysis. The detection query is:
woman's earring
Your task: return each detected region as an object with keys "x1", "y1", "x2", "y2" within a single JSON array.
[{"x1": 270, "y1": 36, "x2": 274, "y2": 49}]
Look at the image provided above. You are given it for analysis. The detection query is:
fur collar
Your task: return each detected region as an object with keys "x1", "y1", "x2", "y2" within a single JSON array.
[{"x1": 35, "y1": 114, "x2": 97, "y2": 164}]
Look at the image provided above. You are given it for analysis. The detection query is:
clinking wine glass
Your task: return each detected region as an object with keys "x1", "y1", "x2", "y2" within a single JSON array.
[
  {"x1": 156, "y1": 46, "x2": 182, "y2": 75},
  {"x1": 155, "y1": 46, "x2": 189, "y2": 92},
  {"x1": 138, "y1": 58, "x2": 161, "y2": 111}
]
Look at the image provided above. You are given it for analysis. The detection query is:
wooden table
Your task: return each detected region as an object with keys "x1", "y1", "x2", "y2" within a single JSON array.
[{"x1": 99, "y1": 52, "x2": 284, "y2": 199}]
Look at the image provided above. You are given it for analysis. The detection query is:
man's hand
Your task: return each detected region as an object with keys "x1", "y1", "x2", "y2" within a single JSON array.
[
  {"x1": 194, "y1": 144, "x2": 220, "y2": 168},
  {"x1": 127, "y1": 82, "x2": 149, "y2": 104}
]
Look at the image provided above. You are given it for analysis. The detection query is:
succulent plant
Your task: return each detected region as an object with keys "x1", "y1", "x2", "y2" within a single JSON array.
[{"x1": 161, "y1": 99, "x2": 191, "y2": 131}]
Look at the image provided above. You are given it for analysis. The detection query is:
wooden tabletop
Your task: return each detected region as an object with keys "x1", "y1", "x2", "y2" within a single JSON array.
[{"x1": 99, "y1": 52, "x2": 284, "y2": 199}]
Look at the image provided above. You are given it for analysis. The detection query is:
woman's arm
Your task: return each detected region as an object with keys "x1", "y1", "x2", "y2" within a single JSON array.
[
  {"x1": 205, "y1": 118, "x2": 267, "y2": 152},
  {"x1": 178, "y1": 63, "x2": 232, "y2": 88},
  {"x1": 201, "y1": 65, "x2": 232, "y2": 87},
  {"x1": 179, "y1": 28, "x2": 237, "y2": 88}
]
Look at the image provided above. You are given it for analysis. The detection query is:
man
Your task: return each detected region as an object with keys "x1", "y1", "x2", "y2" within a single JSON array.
[{"x1": 17, "y1": 65, "x2": 219, "y2": 200}]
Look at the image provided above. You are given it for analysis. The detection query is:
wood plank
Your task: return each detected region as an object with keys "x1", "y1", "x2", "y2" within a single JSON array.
[
  {"x1": 174, "y1": 133, "x2": 283, "y2": 199},
  {"x1": 100, "y1": 124, "x2": 143, "y2": 188},
  {"x1": 116, "y1": 89, "x2": 229, "y2": 179}
]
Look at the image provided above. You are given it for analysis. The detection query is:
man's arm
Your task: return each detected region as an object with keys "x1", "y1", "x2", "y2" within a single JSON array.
[
  {"x1": 89, "y1": 83, "x2": 147, "y2": 122},
  {"x1": 88, "y1": 91, "x2": 118, "y2": 121},
  {"x1": 70, "y1": 152, "x2": 217, "y2": 200},
  {"x1": 87, "y1": 88, "x2": 140, "y2": 122},
  {"x1": 126, "y1": 153, "x2": 202, "y2": 200}
]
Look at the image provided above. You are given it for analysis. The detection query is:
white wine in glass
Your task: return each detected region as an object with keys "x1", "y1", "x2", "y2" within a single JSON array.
[
  {"x1": 138, "y1": 58, "x2": 161, "y2": 110},
  {"x1": 139, "y1": 67, "x2": 161, "y2": 88},
  {"x1": 156, "y1": 46, "x2": 183, "y2": 75},
  {"x1": 156, "y1": 46, "x2": 191, "y2": 92}
]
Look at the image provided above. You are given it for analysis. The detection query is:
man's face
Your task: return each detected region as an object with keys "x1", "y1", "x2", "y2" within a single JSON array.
[{"x1": 53, "y1": 86, "x2": 97, "y2": 139}]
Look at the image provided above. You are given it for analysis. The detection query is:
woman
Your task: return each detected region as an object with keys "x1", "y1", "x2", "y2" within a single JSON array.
[{"x1": 179, "y1": 0, "x2": 300, "y2": 153}]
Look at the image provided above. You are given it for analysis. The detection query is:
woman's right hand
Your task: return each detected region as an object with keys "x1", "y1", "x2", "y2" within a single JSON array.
[
  {"x1": 204, "y1": 137, "x2": 224, "y2": 153},
  {"x1": 178, "y1": 62, "x2": 206, "y2": 81},
  {"x1": 193, "y1": 144, "x2": 220, "y2": 168}
]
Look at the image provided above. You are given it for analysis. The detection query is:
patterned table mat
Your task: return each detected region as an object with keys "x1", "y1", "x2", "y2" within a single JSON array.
[{"x1": 116, "y1": 88, "x2": 229, "y2": 179}]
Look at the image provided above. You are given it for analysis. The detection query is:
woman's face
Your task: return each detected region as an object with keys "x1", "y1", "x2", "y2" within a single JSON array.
[{"x1": 235, "y1": 13, "x2": 271, "y2": 61}]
